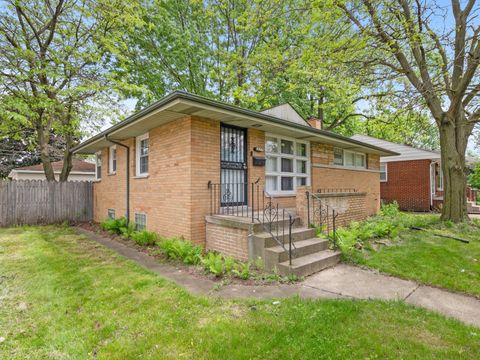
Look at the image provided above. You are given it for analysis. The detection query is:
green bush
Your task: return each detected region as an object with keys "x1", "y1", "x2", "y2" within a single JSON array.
[
  {"x1": 233, "y1": 261, "x2": 251, "y2": 280},
  {"x1": 202, "y1": 252, "x2": 225, "y2": 276},
  {"x1": 157, "y1": 238, "x2": 203, "y2": 265},
  {"x1": 380, "y1": 201, "x2": 400, "y2": 217},
  {"x1": 119, "y1": 222, "x2": 136, "y2": 239},
  {"x1": 334, "y1": 211, "x2": 439, "y2": 253},
  {"x1": 131, "y1": 230, "x2": 158, "y2": 246},
  {"x1": 100, "y1": 217, "x2": 128, "y2": 235}
]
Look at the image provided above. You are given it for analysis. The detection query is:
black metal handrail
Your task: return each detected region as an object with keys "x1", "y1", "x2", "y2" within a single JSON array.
[
  {"x1": 306, "y1": 191, "x2": 339, "y2": 249},
  {"x1": 208, "y1": 180, "x2": 297, "y2": 264}
]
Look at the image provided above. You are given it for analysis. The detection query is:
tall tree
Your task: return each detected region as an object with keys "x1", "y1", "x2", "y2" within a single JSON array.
[
  {"x1": 331, "y1": 0, "x2": 480, "y2": 222},
  {"x1": 0, "y1": 0, "x2": 140, "y2": 181}
]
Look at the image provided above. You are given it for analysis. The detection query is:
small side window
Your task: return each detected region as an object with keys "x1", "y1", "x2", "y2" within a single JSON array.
[
  {"x1": 333, "y1": 147, "x2": 343, "y2": 165},
  {"x1": 108, "y1": 209, "x2": 115, "y2": 219},
  {"x1": 109, "y1": 146, "x2": 117, "y2": 174},
  {"x1": 95, "y1": 152, "x2": 102, "y2": 180},
  {"x1": 134, "y1": 213, "x2": 146, "y2": 231},
  {"x1": 380, "y1": 163, "x2": 387, "y2": 182}
]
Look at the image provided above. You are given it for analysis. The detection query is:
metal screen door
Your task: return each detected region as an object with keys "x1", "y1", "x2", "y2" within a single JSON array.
[{"x1": 220, "y1": 124, "x2": 247, "y2": 206}]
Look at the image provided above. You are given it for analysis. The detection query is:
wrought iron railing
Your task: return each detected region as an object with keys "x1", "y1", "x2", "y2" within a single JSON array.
[
  {"x1": 306, "y1": 191, "x2": 339, "y2": 249},
  {"x1": 208, "y1": 180, "x2": 297, "y2": 265}
]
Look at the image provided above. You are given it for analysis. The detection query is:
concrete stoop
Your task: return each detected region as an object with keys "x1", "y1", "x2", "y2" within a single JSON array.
[
  {"x1": 249, "y1": 222, "x2": 340, "y2": 277},
  {"x1": 467, "y1": 201, "x2": 480, "y2": 214}
]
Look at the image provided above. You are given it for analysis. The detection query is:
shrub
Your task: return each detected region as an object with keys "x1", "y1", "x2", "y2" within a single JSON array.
[
  {"x1": 119, "y1": 222, "x2": 136, "y2": 239},
  {"x1": 233, "y1": 261, "x2": 251, "y2": 280},
  {"x1": 100, "y1": 217, "x2": 128, "y2": 235},
  {"x1": 157, "y1": 238, "x2": 202, "y2": 265},
  {"x1": 131, "y1": 230, "x2": 158, "y2": 246},
  {"x1": 202, "y1": 252, "x2": 225, "y2": 276},
  {"x1": 380, "y1": 201, "x2": 400, "y2": 217}
]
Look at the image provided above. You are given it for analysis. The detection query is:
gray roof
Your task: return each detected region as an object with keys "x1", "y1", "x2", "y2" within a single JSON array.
[
  {"x1": 72, "y1": 91, "x2": 398, "y2": 156},
  {"x1": 350, "y1": 135, "x2": 441, "y2": 162}
]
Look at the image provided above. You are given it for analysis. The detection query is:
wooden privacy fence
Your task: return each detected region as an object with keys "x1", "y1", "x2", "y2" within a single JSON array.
[{"x1": 0, "y1": 180, "x2": 93, "y2": 226}]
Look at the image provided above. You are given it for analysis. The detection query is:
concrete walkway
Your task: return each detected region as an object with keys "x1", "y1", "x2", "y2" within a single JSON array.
[{"x1": 76, "y1": 228, "x2": 480, "y2": 328}]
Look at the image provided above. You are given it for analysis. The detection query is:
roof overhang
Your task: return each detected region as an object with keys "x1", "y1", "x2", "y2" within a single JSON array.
[
  {"x1": 380, "y1": 154, "x2": 441, "y2": 163},
  {"x1": 72, "y1": 91, "x2": 399, "y2": 156}
]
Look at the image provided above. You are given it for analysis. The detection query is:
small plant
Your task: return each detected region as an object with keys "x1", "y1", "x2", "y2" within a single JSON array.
[
  {"x1": 223, "y1": 256, "x2": 236, "y2": 273},
  {"x1": 233, "y1": 261, "x2": 251, "y2": 280},
  {"x1": 380, "y1": 201, "x2": 400, "y2": 217},
  {"x1": 157, "y1": 238, "x2": 203, "y2": 265},
  {"x1": 131, "y1": 230, "x2": 157, "y2": 246},
  {"x1": 254, "y1": 257, "x2": 264, "y2": 271},
  {"x1": 119, "y1": 222, "x2": 136, "y2": 239},
  {"x1": 100, "y1": 217, "x2": 128, "y2": 235},
  {"x1": 202, "y1": 252, "x2": 225, "y2": 276}
]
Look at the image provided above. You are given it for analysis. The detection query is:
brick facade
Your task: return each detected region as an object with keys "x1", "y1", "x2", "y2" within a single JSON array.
[
  {"x1": 205, "y1": 222, "x2": 249, "y2": 260},
  {"x1": 93, "y1": 115, "x2": 383, "y2": 248},
  {"x1": 380, "y1": 159, "x2": 432, "y2": 211}
]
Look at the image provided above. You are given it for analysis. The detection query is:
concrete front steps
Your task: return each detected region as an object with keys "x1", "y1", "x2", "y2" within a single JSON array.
[
  {"x1": 468, "y1": 201, "x2": 480, "y2": 214},
  {"x1": 252, "y1": 225, "x2": 340, "y2": 277}
]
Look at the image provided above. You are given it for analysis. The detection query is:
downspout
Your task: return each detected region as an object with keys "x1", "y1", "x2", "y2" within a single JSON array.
[{"x1": 105, "y1": 135, "x2": 130, "y2": 224}]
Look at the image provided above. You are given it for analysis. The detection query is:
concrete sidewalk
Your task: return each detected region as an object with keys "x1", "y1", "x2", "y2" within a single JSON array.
[{"x1": 76, "y1": 228, "x2": 480, "y2": 328}]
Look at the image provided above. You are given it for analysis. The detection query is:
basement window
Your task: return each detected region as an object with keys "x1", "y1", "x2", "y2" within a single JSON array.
[
  {"x1": 135, "y1": 213, "x2": 146, "y2": 231},
  {"x1": 108, "y1": 209, "x2": 115, "y2": 219}
]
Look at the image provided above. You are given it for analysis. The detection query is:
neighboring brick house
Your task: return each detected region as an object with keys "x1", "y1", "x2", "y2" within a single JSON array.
[
  {"x1": 73, "y1": 92, "x2": 396, "y2": 275},
  {"x1": 351, "y1": 135, "x2": 444, "y2": 211}
]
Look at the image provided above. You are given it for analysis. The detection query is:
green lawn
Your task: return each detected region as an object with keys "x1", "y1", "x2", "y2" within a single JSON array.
[
  {"x1": 343, "y1": 214, "x2": 480, "y2": 297},
  {"x1": 1, "y1": 226, "x2": 479, "y2": 359}
]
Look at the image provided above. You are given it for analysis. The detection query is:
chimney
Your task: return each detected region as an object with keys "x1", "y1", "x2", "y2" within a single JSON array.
[{"x1": 308, "y1": 117, "x2": 322, "y2": 129}]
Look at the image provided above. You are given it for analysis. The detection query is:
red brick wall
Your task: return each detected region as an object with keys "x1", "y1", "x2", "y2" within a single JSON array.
[{"x1": 380, "y1": 160, "x2": 432, "y2": 211}]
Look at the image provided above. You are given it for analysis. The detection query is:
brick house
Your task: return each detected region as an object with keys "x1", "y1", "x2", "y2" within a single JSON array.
[
  {"x1": 73, "y1": 92, "x2": 395, "y2": 275},
  {"x1": 351, "y1": 135, "x2": 444, "y2": 211}
]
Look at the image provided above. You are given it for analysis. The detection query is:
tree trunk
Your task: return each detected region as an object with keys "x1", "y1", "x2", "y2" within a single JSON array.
[
  {"x1": 37, "y1": 127, "x2": 56, "y2": 181},
  {"x1": 438, "y1": 116, "x2": 468, "y2": 222},
  {"x1": 59, "y1": 133, "x2": 73, "y2": 182}
]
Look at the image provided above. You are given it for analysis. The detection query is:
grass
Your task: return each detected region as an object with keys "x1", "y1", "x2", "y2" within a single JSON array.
[
  {"x1": 339, "y1": 211, "x2": 480, "y2": 297},
  {"x1": 0, "y1": 226, "x2": 479, "y2": 359}
]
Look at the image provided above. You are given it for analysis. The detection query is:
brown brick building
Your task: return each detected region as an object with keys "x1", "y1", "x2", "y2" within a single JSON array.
[
  {"x1": 351, "y1": 135, "x2": 443, "y2": 211},
  {"x1": 73, "y1": 92, "x2": 396, "y2": 273}
]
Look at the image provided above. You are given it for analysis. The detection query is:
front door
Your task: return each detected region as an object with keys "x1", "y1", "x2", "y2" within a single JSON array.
[{"x1": 220, "y1": 124, "x2": 247, "y2": 206}]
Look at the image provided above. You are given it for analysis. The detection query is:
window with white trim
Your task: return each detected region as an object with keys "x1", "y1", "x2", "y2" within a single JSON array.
[
  {"x1": 108, "y1": 209, "x2": 115, "y2": 219},
  {"x1": 265, "y1": 135, "x2": 309, "y2": 194},
  {"x1": 341, "y1": 150, "x2": 367, "y2": 169},
  {"x1": 436, "y1": 164, "x2": 444, "y2": 191},
  {"x1": 380, "y1": 163, "x2": 387, "y2": 182},
  {"x1": 333, "y1": 147, "x2": 344, "y2": 165},
  {"x1": 135, "y1": 213, "x2": 146, "y2": 231},
  {"x1": 109, "y1": 146, "x2": 117, "y2": 174},
  {"x1": 95, "y1": 152, "x2": 102, "y2": 180},
  {"x1": 136, "y1": 133, "x2": 149, "y2": 176}
]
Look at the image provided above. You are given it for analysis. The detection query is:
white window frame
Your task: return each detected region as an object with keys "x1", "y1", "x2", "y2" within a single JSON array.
[
  {"x1": 333, "y1": 147, "x2": 344, "y2": 166},
  {"x1": 380, "y1": 163, "x2": 388, "y2": 182},
  {"x1": 109, "y1": 145, "x2": 117, "y2": 174},
  {"x1": 265, "y1": 134, "x2": 310, "y2": 196},
  {"x1": 436, "y1": 163, "x2": 444, "y2": 191},
  {"x1": 95, "y1": 151, "x2": 102, "y2": 180},
  {"x1": 136, "y1": 133, "x2": 149, "y2": 177},
  {"x1": 340, "y1": 149, "x2": 367, "y2": 169}
]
